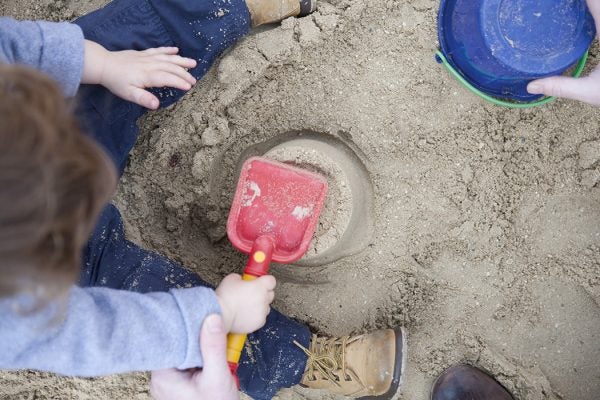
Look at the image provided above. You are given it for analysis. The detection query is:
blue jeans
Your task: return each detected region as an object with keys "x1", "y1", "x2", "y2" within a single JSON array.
[{"x1": 74, "y1": 1, "x2": 311, "y2": 399}]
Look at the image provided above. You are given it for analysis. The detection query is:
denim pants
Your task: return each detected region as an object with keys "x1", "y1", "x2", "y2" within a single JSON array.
[{"x1": 73, "y1": 1, "x2": 311, "y2": 399}]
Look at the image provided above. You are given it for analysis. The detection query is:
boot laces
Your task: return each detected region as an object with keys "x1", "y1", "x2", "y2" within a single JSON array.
[{"x1": 293, "y1": 334, "x2": 363, "y2": 387}]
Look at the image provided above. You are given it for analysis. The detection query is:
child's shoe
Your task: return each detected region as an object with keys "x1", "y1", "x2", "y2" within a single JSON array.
[
  {"x1": 245, "y1": 0, "x2": 317, "y2": 27},
  {"x1": 294, "y1": 327, "x2": 406, "y2": 399}
]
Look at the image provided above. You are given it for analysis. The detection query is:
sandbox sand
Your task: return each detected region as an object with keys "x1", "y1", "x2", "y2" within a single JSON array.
[{"x1": 1, "y1": 0, "x2": 599, "y2": 399}]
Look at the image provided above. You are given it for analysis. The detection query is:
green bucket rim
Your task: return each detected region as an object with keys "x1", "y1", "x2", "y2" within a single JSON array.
[{"x1": 435, "y1": 49, "x2": 590, "y2": 109}]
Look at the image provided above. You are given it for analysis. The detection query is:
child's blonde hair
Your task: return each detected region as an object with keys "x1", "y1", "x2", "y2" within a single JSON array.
[{"x1": 0, "y1": 65, "x2": 117, "y2": 307}]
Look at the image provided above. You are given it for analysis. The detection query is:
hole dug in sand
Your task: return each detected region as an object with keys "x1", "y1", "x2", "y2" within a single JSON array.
[{"x1": 217, "y1": 131, "x2": 375, "y2": 266}]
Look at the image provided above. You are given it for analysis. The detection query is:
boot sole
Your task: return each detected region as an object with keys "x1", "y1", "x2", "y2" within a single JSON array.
[
  {"x1": 299, "y1": 0, "x2": 317, "y2": 17},
  {"x1": 358, "y1": 326, "x2": 407, "y2": 400}
]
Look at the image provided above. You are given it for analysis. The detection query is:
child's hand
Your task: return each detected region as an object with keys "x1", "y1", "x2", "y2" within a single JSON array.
[
  {"x1": 215, "y1": 273, "x2": 276, "y2": 334},
  {"x1": 82, "y1": 41, "x2": 197, "y2": 110}
]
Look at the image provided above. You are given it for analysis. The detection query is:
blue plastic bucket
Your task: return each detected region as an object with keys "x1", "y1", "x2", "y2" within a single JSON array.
[{"x1": 438, "y1": 0, "x2": 596, "y2": 102}]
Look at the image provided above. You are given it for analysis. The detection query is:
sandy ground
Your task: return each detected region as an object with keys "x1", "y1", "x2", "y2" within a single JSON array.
[{"x1": 1, "y1": 0, "x2": 600, "y2": 399}]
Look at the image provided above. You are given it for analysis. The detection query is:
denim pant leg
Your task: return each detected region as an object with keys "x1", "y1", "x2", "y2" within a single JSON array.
[
  {"x1": 80, "y1": 205, "x2": 204, "y2": 292},
  {"x1": 74, "y1": 1, "x2": 310, "y2": 398}
]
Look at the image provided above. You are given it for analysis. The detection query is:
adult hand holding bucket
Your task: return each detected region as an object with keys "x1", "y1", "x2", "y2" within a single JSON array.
[
  {"x1": 528, "y1": 0, "x2": 600, "y2": 106},
  {"x1": 437, "y1": 0, "x2": 596, "y2": 108}
]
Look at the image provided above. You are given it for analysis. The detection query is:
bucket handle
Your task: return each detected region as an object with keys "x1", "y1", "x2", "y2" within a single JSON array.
[{"x1": 435, "y1": 50, "x2": 589, "y2": 109}]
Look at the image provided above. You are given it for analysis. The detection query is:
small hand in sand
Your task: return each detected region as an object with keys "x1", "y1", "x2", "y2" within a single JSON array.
[
  {"x1": 527, "y1": 0, "x2": 600, "y2": 106},
  {"x1": 150, "y1": 314, "x2": 239, "y2": 400},
  {"x1": 216, "y1": 273, "x2": 276, "y2": 334},
  {"x1": 83, "y1": 41, "x2": 197, "y2": 109}
]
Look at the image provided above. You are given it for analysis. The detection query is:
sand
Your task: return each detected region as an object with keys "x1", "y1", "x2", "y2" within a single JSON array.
[{"x1": 1, "y1": 0, "x2": 600, "y2": 399}]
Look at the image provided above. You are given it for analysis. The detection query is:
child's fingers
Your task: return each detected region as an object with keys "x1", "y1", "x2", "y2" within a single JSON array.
[
  {"x1": 257, "y1": 275, "x2": 276, "y2": 291},
  {"x1": 143, "y1": 46, "x2": 180, "y2": 56},
  {"x1": 173, "y1": 56, "x2": 197, "y2": 69},
  {"x1": 146, "y1": 72, "x2": 193, "y2": 92},
  {"x1": 154, "y1": 53, "x2": 198, "y2": 69},
  {"x1": 128, "y1": 87, "x2": 160, "y2": 110},
  {"x1": 223, "y1": 273, "x2": 242, "y2": 283},
  {"x1": 158, "y1": 63, "x2": 197, "y2": 85},
  {"x1": 259, "y1": 305, "x2": 270, "y2": 322}
]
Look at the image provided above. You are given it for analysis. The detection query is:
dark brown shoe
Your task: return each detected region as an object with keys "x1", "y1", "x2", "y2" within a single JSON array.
[{"x1": 431, "y1": 364, "x2": 514, "y2": 400}]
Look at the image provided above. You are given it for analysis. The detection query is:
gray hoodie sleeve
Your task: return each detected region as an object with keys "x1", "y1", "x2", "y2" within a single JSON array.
[
  {"x1": 0, "y1": 285, "x2": 221, "y2": 376},
  {"x1": 0, "y1": 17, "x2": 85, "y2": 97}
]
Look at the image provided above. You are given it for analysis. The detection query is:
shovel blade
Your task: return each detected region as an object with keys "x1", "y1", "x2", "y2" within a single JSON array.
[{"x1": 227, "y1": 157, "x2": 328, "y2": 263}]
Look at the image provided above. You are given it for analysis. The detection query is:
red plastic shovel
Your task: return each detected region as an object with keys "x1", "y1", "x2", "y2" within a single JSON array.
[{"x1": 225, "y1": 156, "x2": 328, "y2": 385}]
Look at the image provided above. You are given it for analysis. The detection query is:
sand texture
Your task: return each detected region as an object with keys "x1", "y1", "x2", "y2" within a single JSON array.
[{"x1": 1, "y1": 0, "x2": 599, "y2": 399}]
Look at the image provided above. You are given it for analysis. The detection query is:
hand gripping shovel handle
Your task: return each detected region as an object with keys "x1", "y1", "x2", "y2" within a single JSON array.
[{"x1": 226, "y1": 236, "x2": 274, "y2": 388}]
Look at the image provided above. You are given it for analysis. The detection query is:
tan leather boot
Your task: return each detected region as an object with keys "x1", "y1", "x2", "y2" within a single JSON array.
[
  {"x1": 245, "y1": 0, "x2": 316, "y2": 27},
  {"x1": 293, "y1": 327, "x2": 406, "y2": 399}
]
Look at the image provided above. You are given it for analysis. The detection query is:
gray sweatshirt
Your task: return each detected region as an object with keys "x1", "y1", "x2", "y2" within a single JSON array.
[{"x1": 0, "y1": 17, "x2": 221, "y2": 375}]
